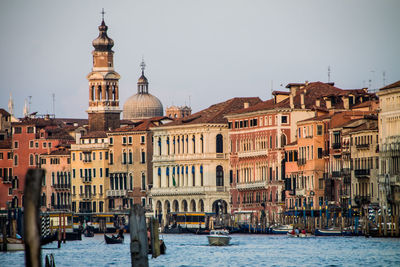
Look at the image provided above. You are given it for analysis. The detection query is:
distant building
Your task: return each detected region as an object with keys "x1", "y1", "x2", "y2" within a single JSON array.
[
  {"x1": 123, "y1": 62, "x2": 163, "y2": 122},
  {"x1": 87, "y1": 18, "x2": 121, "y2": 132},
  {"x1": 377, "y1": 80, "x2": 400, "y2": 216},
  {"x1": 166, "y1": 106, "x2": 191, "y2": 119},
  {"x1": 150, "y1": 97, "x2": 261, "y2": 224}
]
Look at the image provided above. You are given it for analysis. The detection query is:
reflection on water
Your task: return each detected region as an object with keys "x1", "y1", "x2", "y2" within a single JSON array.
[{"x1": 1, "y1": 234, "x2": 400, "y2": 267}]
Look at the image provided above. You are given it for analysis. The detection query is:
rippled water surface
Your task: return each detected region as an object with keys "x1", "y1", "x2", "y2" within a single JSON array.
[{"x1": 1, "y1": 234, "x2": 400, "y2": 266}]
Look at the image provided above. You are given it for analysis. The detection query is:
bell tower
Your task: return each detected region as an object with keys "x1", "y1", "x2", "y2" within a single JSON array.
[{"x1": 87, "y1": 11, "x2": 121, "y2": 132}]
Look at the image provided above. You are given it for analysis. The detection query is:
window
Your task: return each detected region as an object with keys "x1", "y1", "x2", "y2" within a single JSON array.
[
  {"x1": 122, "y1": 137, "x2": 127, "y2": 144},
  {"x1": 93, "y1": 168, "x2": 96, "y2": 178},
  {"x1": 110, "y1": 152, "x2": 113, "y2": 164},
  {"x1": 100, "y1": 168, "x2": 103, "y2": 177},
  {"x1": 0, "y1": 153, "x2": 2, "y2": 160},
  {"x1": 105, "y1": 152, "x2": 109, "y2": 160},
  {"x1": 48, "y1": 142, "x2": 52, "y2": 148},
  {"x1": 216, "y1": 165, "x2": 224, "y2": 186},
  {"x1": 27, "y1": 127, "x2": 34, "y2": 133},
  {"x1": 317, "y1": 125, "x2": 323, "y2": 135},
  {"x1": 141, "y1": 173, "x2": 146, "y2": 190},
  {"x1": 318, "y1": 148, "x2": 323, "y2": 159},
  {"x1": 109, "y1": 137, "x2": 113, "y2": 145},
  {"x1": 129, "y1": 151, "x2": 133, "y2": 164},
  {"x1": 72, "y1": 153, "x2": 75, "y2": 161},
  {"x1": 73, "y1": 169, "x2": 75, "y2": 178},
  {"x1": 281, "y1": 116, "x2": 288, "y2": 124},
  {"x1": 7, "y1": 152, "x2": 12, "y2": 160},
  {"x1": 14, "y1": 155, "x2": 18, "y2": 166},
  {"x1": 128, "y1": 136, "x2": 132, "y2": 144},
  {"x1": 141, "y1": 150, "x2": 146, "y2": 163},
  {"x1": 14, "y1": 141, "x2": 18, "y2": 149},
  {"x1": 319, "y1": 179, "x2": 324, "y2": 189},
  {"x1": 29, "y1": 154, "x2": 34, "y2": 165},
  {"x1": 141, "y1": 136, "x2": 145, "y2": 144},
  {"x1": 14, "y1": 127, "x2": 21, "y2": 134},
  {"x1": 216, "y1": 134, "x2": 223, "y2": 153}
]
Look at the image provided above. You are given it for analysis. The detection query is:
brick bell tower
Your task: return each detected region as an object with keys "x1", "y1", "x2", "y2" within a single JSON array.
[{"x1": 87, "y1": 11, "x2": 121, "y2": 132}]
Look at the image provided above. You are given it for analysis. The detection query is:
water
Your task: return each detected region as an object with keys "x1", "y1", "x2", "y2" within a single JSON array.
[{"x1": 1, "y1": 234, "x2": 400, "y2": 267}]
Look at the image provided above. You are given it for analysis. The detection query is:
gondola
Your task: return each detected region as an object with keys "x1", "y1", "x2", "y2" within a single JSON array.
[
  {"x1": 104, "y1": 234, "x2": 124, "y2": 244},
  {"x1": 40, "y1": 232, "x2": 58, "y2": 246},
  {"x1": 148, "y1": 239, "x2": 167, "y2": 255},
  {"x1": 84, "y1": 226, "x2": 95, "y2": 237}
]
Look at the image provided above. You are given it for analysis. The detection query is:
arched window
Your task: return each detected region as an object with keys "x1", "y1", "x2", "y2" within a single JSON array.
[
  {"x1": 167, "y1": 137, "x2": 170, "y2": 155},
  {"x1": 192, "y1": 166, "x2": 195, "y2": 186},
  {"x1": 200, "y1": 135, "x2": 204, "y2": 153},
  {"x1": 130, "y1": 174, "x2": 133, "y2": 190},
  {"x1": 216, "y1": 134, "x2": 223, "y2": 153},
  {"x1": 158, "y1": 168, "x2": 161, "y2": 187},
  {"x1": 192, "y1": 135, "x2": 196, "y2": 154},
  {"x1": 141, "y1": 173, "x2": 146, "y2": 190},
  {"x1": 216, "y1": 165, "x2": 224, "y2": 186},
  {"x1": 158, "y1": 138, "x2": 162, "y2": 156},
  {"x1": 91, "y1": 85, "x2": 95, "y2": 101},
  {"x1": 14, "y1": 154, "x2": 18, "y2": 166},
  {"x1": 98, "y1": 85, "x2": 102, "y2": 100}
]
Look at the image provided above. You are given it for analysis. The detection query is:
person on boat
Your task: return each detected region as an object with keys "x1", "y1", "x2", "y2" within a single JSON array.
[
  {"x1": 117, "y1": 228, "x2": 124, "y2": 239},
  {"x1": 295, "y1": 227, "x2": 299, "y2": 235},
  {"x1": 301, "y1": 229, "x2": 306, "y2": 235},
  {"x1": 290, "y1": 229, "x2": 295, "y2": 235}
]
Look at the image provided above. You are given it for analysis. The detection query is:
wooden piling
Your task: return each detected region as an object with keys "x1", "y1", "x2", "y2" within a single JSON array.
[
  {"x1": 24, "y1": 169, "x2": 45, "y2": 267},
  {"x1": 150, "y1": 217, "x2": 160, "y2": 258},
  {"x1": 395, "y1": 216, "x2": 399, "y2": 237},
  {"x1": 129, "y1": 204, "x2": 149, "y2": 267}
]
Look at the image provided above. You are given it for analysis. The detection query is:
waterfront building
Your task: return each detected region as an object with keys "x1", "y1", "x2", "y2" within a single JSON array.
[
  {"x1": 166, "y1": 105, "x2": 192, "y2": 119},
  {"x1": 70, "y1": 131, "x2": 109, "y2": 213},
  {"x1": 123, "y1": 62, "x2": 163, "y2": 122},
  {"x1": 107, "y1": 117, "x2": 172, "y2": 212},
  {"x1": 226, "y1": 82, "x2": 376, "y2": 222},
  {"x1": 150, "y1": 97, "x2": 261, "y2": 224},
  {"x1": 0, "y1": 109, "x2": 12, "y2": 141},
  {"x1": 0, "y1": 139, "x2": 13, "y2": 210},
  {"x1": 340, "y1": 116, "x2": 379, "y2": 213},
  {"x1": 377, "y1": 80, "x2": 400, "y2": 216},
  {"x1": 87, "y1": 17, "x2": 121, "y2": 132},
  {"x1": 11, "y1": 118, "x2": 74, "y2": 208},
  {"x1": 40, "y1": 146, "x2": 72, "y2": 212}
]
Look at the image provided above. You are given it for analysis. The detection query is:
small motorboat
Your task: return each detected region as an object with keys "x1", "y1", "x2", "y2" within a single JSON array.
[
  {"x1": 6, "y1": 237, "x2": 25, "y2": 251},
  {"x1": 104, "y1": 234, "x2": 124, "y2": 244},
  {"x1": 270, "y1": 224, "x2": 293, "y2": 234},
  {"x1": 207, "y1": 230, "x2": 231, "y2": 246},
  {"x1": 314, "y1": 228, "x2": 343, "y2": 236}
]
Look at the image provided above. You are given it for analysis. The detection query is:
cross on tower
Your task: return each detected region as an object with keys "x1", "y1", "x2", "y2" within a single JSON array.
[
  {"x1": 140, "y1": 59, "x2": 146, "y2": 74},
  {"x1": 101, "y1": 8, "x2": 105, "y2": 21}
]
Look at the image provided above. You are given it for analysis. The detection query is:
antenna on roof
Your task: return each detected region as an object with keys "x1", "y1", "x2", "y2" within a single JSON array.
[
  {"x1": 52, "y1": 93, "x2": 55, "y2": 117},
  {"x1": 382, "y1": 71, "x2": 386, "y2": 87},
  {"x1": 328, "y1": 66, "x2": 331, "y2": 83}
]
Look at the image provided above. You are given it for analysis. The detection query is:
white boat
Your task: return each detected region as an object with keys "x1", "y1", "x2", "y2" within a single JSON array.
[
  {"x1": 6, "y1": 237, "x2": 25, "y2": 251},
  {"x1": 207, "y1": 230, "x2": 231, "y2": 246}
]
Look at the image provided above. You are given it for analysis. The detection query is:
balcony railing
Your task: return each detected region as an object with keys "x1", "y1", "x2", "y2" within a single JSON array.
[
  {"x1": 354, "y1": 195, "x2": 371, "y2": 206},
  {"x1": 53, "y1": 184, "x2": 71, "y2": 190},
  {"x1": 52, "y1": 204, "x2": 71, "y2": 210},
  {"x1": 332, "y1": 143, "x2": 341, "y2": 149},
  {"x1": 236, "y1": 180, "x2": 268, "y2": 190},
  {"x1": 355, "y1": 169, "x2": 370, "y2": 178},
  {"x1": 106, "y1": 190, "x2": 127, "y2": 197},
  {"x1": 80, "y1": 193, "x2": 92, "y2": 200},
  {"x1": 356, "y1": 143, "x2": 370, "y2": 149},
  {"x1": 331, "y1": 171, "x2": 341, "y2": 178},
  {"x1": 297, "y1": 158, "x2": 306, "y2": 166}
]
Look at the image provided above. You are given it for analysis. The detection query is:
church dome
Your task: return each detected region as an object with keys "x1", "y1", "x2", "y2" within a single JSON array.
[
  {"x1": 92, "y1": 20, "x2": 114, "y2": 51},
  {"x1": 123, "y1": 60, "x2": 163, "y2": 121},
  {"x1": 123, "y1": 93, "x2": 163, "y2": 121}
]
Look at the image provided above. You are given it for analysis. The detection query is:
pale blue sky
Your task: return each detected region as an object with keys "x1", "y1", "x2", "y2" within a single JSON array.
[{"x1": 0, "y1": 0, "x2": 399, "y2": 118}]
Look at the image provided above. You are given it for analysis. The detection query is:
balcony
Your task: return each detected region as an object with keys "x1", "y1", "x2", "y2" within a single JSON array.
[
  {"x1": 297, "y1": 158, "x2": 306, "y2": 166},
  {"x1": 82, "y1": 177, "x2": 92, "y2": 183},
  {"x1": 106, "y1": 190, "x2": 127, "y2": 197},
  {"x1": 356, "y1": 143, "x2": 370, "y2": 149},
  {"x1": 52, "y1": 204, "x2": 71, "y2": 210},
  {"x1": 331, "y1": 171, "x2": 341, "y2": 178},
  {"x1": 53, "y1": 184, "x2": 71, "y2": 190},
  {"x1": 354, "y1": 195, "x2": 371, "y2": 206},
  {"x1": 237, "y1": 150, "x2": 268, "y2": 158},
  {"x1": 354, "y1": 169, "x2": 370, "y2": 178},
  {"x1": 332, "y1": 143, "x2": 341, "y2": 149},
  {"x1": 236, "y1": 180, "x2": 268, "y2": 190},
  {"x1": 80, "y1": 193, "x2": 92, "y2": 200},
  {"x1": 296, "y1": 188, "x2": 305, "y2": 196},
  {"x1": 150, "y1": 186, "x2": 227, "y2": 196}
]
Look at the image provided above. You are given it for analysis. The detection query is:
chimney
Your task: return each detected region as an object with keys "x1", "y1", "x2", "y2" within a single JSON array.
[
  {"x1": 343, "y1": 97, "x2": 350, "y2": 110},
  {"x1": 290, "y1": 94, "x2": 294, "y2": 109},
  {"x1": 301, "y1": 93, "x2": 305, "y2": 109},
  {"x1": 315, "y1": 99, "x2": 320, "y2": 107},
  {"x1": 244, "y1": 102, "x2": 249, "y2": 109}
]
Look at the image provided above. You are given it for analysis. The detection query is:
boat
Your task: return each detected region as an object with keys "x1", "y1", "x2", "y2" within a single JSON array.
[
  {"x1": 287, "y1": 232, "x2": 310, "y2": 238},
  {"x1": 40, "y1": 231, "x2": 58, "y2": 246},
  {"x1": 314, "y1": 228, "x2": 343, "y2": 236},
  {"x1": 207, "y1": 230, "x2": 231, "y2": 246},
  {"x1": 148, "y1": 239, "x2": 167, "y2": 255},
  {"x1": 83, "y1": 226, "x2": 95, "y2": 237},
  {"x1": 104, "y1": 234, "x2": 124, "y2": 244},
  {"x1": 270, "y1": 224, "x2": 293, "y2": 234},
  {"x1": 6, "y1": 237, "x2": 24, "y2": 251}
]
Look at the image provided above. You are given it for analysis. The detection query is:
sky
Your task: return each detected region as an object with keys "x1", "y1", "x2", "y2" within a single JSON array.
[{"x1": 0, "y1": 0, "x2": 399, "y2": 119}]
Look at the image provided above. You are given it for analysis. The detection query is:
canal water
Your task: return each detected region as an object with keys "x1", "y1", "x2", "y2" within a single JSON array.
[{"x1": 1, "y1": 234, "x2": 400, "y2": 266}]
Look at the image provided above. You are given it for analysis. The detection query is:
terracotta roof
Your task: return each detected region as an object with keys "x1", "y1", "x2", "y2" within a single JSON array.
[
  {"x1": 0, "y1": 109, "x2": 10, "y2": 117},
  {"x1": 164, "y1": 97, "x2": 262, "y2": 126},
  {"x1": 351, "y1": 100, "x2": 378, "y2": 109},
  {"x1": 298, "y1": 114, "x2": 332, "y2": 123},
  {"x1": 111, "y1": 116, "x2": 171, "y2": 132},
  {"x1": 42, "y1": 148, "x2": 70, "y2": 156},
  {"x1": 229, "y1": 82, "x2": 371, "y2": 115},
  {"x1": 82, "y1": 131, "x2": 107, "y2": 138},
  {"x1": 347, "y1": 120, "x2": 378, "y2": 134},
  {"x1": 380, "y1": 80, "x2": 400, "y2": 90},
  {"x1": 12, "y1": 118, "x2": 59, "y2": 127},
  {"x1": 0, "y1": 139, "x2": 12, "y2": 149},
  {"x1": 45, "y1": 128, "x2": 74, "y2": 140}
]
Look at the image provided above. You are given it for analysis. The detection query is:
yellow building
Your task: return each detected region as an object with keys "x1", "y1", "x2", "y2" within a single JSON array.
[
  {"x1": 70, "y1": 132, "x2": 110, "y2": 213},
  {"x1": 377, "y1": 80, "x2": 400, "y2": 216},
  {"x1": 107, "y1": 117, "x2": 171, "y2": 212}
]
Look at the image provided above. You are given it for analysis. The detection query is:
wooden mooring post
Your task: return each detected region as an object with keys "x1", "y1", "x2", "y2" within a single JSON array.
[
  {"x1": 24, "y1": 169, "x2": 45, "y2": 267},
  {"x1": 129, "y1": 204, "x2": 149, "y2": 267}
]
